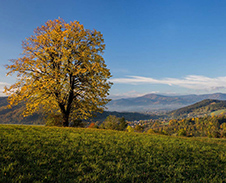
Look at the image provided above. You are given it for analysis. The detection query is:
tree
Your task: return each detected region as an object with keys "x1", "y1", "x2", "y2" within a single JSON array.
[
  {"x1": 134, "y1": 124, "x2": 144, "y2": 132},
  {"x1": 4, "y1": 18, "x2": 112, "y2": 127},
  {"x1": 126, "y1": 126, "x2": 134, "y2": 132},
  {"x1": 147, "y1": 128, "x2": 155, "y2": 134},
  {"x1": 45, "y1": 113, "x2": 63, "y2": 127},
  {"x1": 178, "y1": 129, "x2": 187, "y2": 136},
  {"x1": 102, "y1": 115, "x2": 128, "y2": 131},
  {"x1": 87, "y1": 122, "x2": 99, "y2": 128},
  {"x1": 118, "y1": 117, "x2": 127, "y2": 131}
]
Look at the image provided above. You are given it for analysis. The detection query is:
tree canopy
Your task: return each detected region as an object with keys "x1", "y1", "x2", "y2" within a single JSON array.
[
  {"x1": 102, "y1": 115, "x2": 128, "y2": 131},
  {"x1": 4, "y1": 18, "x2": 112, "y2": 126}
]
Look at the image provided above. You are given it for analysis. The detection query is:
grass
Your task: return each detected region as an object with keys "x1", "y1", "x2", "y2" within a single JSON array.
[
  {"x1": 210, "y1": 109, "x2": 226, "y2": 116},
  {"x1": 1, "y1": 125, "x2": 226, "y2": 182}
]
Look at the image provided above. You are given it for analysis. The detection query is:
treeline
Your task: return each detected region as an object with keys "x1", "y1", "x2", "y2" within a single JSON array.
[
  {"x1": 46, "y1": 112, "x2": 226, "y2": 138},
  {"x1": 46, "y1": 114, "x2": 148, "y2": 133},
  {"x1": 47, "y1": 115, "x2": 129, "y2": 131},
  {"x1": 87, "y1": 114, "x2": 226, "y2": 138},
  {"x1": 147, "y1": 115, "x2": 226, "y2": 138},
  {"x1": 91, "y1": 111, "x2": 157, "y2": 122}
]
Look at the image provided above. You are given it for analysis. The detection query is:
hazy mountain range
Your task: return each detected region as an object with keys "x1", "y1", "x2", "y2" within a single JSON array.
[
  {"x1": 107, "y1": 93, "x2": 226, "y2": 112},
  {"x1": 2, "y1": 92, "x2": 226, "y2": 125},
  {"x1": 0, "y1": 97, "x2": 157, "y2": 124}
]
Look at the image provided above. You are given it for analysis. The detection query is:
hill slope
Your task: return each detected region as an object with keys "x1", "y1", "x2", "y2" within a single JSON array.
[
  {"x1": 0, "y1": 97, "x2": 43, "y2": 125},
  {"x1": 169, "y1": 99, "x2": 226, "y2": 118},
  {"x1": 1, "y1": 125, "x2": 226, "y2": 182}
]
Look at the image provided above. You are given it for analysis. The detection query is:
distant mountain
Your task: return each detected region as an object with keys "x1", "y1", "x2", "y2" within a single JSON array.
[
  {"x1": 0, "y1": 97, "x2": 8, "y2": 107},
  {"x1": 106, "y1": 93, "x2": 226, "y2": 112},
  {"x1": 168, "y1": 99, "x2": 226, "y2": 119},
  {"x1": 2, "y1": 93, "x2": 226, "y2": 124},
  {"x1": 178, "y1": 93, "x2": 226, "y2": 102},
  {"x1": 0, "y1": 97, "x2": 44, "y2": 125},
  {"x1": 0, "y1": 97, "x2": 156, "y2": 125}
]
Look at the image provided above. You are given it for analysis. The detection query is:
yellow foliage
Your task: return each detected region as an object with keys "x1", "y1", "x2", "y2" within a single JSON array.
[
  {"x1": 4, "y1": 18, "x2": 112, "y2": 126},
  {"x1": 126, "y1": 126, "x2": 134, "y2": 132}
]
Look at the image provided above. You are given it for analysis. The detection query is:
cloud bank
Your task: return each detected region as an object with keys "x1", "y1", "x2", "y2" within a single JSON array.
[{"x1": 110, "y1": 75, "x2": 226, "y2": 91}]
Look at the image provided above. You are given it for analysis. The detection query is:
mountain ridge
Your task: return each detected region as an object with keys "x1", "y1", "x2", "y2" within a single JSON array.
[
  {"x1": 0, "y1": 96, "x2": 156, "y2": 124},
  {"x1": 2, "y1": 92, "x2": 226, "y2": 124},
  {"x1": 107, "y1": 93, "x2": 226, "y2": 112}
]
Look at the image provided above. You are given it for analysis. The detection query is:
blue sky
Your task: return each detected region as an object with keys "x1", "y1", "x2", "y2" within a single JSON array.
[{"x1": 1, "y1": 0, "x2": 226, "y2": 98}]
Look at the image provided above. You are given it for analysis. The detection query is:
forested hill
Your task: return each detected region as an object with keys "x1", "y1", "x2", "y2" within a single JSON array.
[
  {"x1": 169, "y1": 99, "x2": 226, "y2": 119},
  {"x1": 0, "y1": 97, "x2": 156, "y2": 125},
  {"x1": 92, "y1": 111, "x2": 157, "y2": 122},
  {"x1": 0, "y1": 97, "x2": 44, "y2": 125}
]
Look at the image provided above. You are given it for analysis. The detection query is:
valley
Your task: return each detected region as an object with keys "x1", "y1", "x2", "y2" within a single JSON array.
[{"x1": 2, "y1": 93, "x2": 226, "y2": 126}]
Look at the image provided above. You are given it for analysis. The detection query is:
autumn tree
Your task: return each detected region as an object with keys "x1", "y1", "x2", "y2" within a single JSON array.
[
  {"x1": 4, "y1": 18, "x2": 112, "y2": 127},
  {"x1": 134, "y1": 124, "x2": 144, "y2": 132},
  {"x1": 126, "y1": 126, "x2": 134, "y2": 132},
  {"x1": 102, "y1": 115, "x2": 128, "y2": 131}
]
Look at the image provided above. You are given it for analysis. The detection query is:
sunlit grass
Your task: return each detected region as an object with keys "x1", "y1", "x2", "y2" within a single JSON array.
[{"x1": 1, "y1": 125, "x2": 226, "y2": 182}]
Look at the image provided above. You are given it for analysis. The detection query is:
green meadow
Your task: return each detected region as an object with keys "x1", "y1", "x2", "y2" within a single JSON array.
[
  {"x1": 1, "y1": 125, "x2": 226, "y2": 182},
  {"x1": 210, "y1": 109, "x2": 226, "y2": 116}
]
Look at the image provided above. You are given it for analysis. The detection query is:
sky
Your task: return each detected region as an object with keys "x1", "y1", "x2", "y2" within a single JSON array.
[{"x1": 1, "y1": 0, "x2": 226, "y2": 99}]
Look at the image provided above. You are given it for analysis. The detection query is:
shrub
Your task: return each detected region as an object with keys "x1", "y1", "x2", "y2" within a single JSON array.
[
  {"x1": 147, "y1": 128, "x2": 155, "y2": 134},
  {"x1": 220, "y1": 130, "x2": 226, "y2": 138},
  {"x1": 45, "y1": 114, "x2": 63, "y2": 126},
  {"x1": 161, "y1": 130, "x2": 168, "y2": 135},
  {"x1": 134, "y1": 124, "x2": 144, "y2": 132},
  {"x1": 118, "y1": 117, "x2": 127, "y2": 131},
  {"x1": 70, "y1": 119, "x2": 85, "y2": 127},
  {"x1": 126, "y1": 126, "x2": 134, "y2": 132},
  {"x1": 178, "y1": 129, "x2": 187, "y2": 136},
  {"x1": 88, "y1": 122, "x2": 99, "y2": 128},
  {"x1": 102, "y1": 115, "x2": 128, "y2": 131},
  {"x1": 211, "y1": 131, "x2": 220, "y2": 138}
]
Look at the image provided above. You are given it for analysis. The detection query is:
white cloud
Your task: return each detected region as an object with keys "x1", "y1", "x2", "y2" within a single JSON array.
[
  {"x1": 110, "y1": 75, "x2": 226, "y2": 91},
  {"x1": 109, "y1": 90, "x2": 160, "y2": 99},
  {"x1": 0, "y1": 82, "x2": 10, "y2": 96},
  {"x1": 0, "y1": 82, "x2": 10, "y2": 85}
]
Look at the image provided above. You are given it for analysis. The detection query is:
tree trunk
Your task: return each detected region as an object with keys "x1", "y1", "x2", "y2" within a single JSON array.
[{"x1": 62, "y1": 112, "x2": 69, "y2": 127}]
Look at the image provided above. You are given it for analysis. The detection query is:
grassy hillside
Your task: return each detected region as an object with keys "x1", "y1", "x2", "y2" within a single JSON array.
[
  {"x1": 169, "y1": 99, "x2": 226, "y2": 118},
  {"x1": 210, "y1": 109, "x2": 226, "y2": 116},
  {"x1": 1, "y1": 125, "x2": 226, "y2": 182}
]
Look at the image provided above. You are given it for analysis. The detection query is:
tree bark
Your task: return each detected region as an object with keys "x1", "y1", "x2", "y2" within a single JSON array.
[{"x1": 62, "y1": 112, "x2": 69, "y2": 127}]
